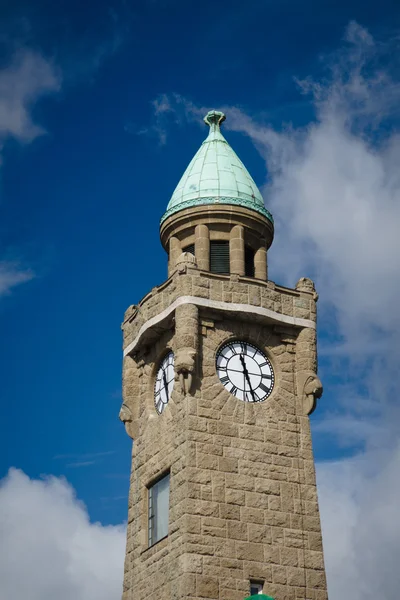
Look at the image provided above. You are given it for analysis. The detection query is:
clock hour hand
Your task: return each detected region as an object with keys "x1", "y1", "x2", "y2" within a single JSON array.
[{"x1": 240, "y1": 355, "x2": 256, "y2": 402}]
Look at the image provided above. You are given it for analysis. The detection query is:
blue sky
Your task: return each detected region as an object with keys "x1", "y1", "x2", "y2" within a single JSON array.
[{"x1": 1, "y1": 1, "x2": 400, "y2": 599}]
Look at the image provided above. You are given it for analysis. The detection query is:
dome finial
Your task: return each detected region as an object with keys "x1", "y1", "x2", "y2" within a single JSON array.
[{"x1": 204, "y1": 110, "x2": 226, "y2": 129}]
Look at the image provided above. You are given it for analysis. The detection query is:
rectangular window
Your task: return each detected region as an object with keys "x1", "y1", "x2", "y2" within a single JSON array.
[
  {"x1": 250, "y1": 581, "x2": 264, "y2": 596},
  {"x1": 210, "y1": 241, "x2": 230, "y2": 274},
  {"x1": 148, "y1": 472, "x2": 170, "y2": 547},
  {"x1": 245, "y1": 245, "x2": 255, "y2": 277}
]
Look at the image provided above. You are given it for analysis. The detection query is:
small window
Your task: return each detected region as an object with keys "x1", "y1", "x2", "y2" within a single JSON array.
[
  {"x1": 245, "y1": 246, "x2": 255, "y2": 277},
  {"x1": 148, "y1": 472, "x2": 170, "y2": 546},
  {"x1": 210, "y1": 241, "x2": 230, "y2": 274},
  {"x1": 183, "y1": 243, "x2": 195, "y2": 256},
  {"x1": 250, "y1": 581, "x2": 264, "y2": 596}
]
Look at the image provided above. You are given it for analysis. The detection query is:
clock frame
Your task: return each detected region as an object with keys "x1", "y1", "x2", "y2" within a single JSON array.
[
  {"x1": 154, "y1": 351, "x2": 175, "y2": 414},
  {"x1": 216, "y1": 340, "x2": 274, "y2": 402}
]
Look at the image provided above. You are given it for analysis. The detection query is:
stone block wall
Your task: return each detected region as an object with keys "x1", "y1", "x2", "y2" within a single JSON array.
[{"x1": 121, "y1": 268, "x2": 327, "y2": 600}]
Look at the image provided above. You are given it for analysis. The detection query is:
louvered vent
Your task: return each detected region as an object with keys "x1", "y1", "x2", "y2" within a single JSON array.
[
  {"x1": 245, "y1": 246, "x2": 255, "y2": 277},
  {"x1": 210, "y1": 241, "x2": 230, "y2": 274},
  {"x1": 183, "y1": 244, "x2": 195, "y2": 256}
]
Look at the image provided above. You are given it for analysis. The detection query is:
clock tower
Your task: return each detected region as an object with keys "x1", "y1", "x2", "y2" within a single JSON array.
[{"x1": 119, "y1": 111, "x2": 328, "y2": 600}]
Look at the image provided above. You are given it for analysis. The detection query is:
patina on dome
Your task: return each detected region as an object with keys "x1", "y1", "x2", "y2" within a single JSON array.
[{"x1": 160, "y1": 110, "x2": 273, "y2": 224}]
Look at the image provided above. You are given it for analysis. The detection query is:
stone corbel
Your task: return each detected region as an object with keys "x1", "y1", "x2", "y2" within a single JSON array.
[
  {"x1": 119, "y1": 355, "x2": 140, "y2": 440},
  {"x1": 174, "y1": 302, "x2": 199, "y2": 396},
  {"x1": 297, "y1": 370, "x2": 323, "y2": 415},
  {"x1": 119, "y1": 402, "x2": 139, "y2": 439},
  {"x1": 175, "y1": 347, "x2": 196, "y2": 395}
]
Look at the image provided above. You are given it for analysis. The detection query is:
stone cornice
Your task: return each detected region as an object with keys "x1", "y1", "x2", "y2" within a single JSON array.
[{"x1": 123, "y1": 295, "x2": 316, "y2": 357}]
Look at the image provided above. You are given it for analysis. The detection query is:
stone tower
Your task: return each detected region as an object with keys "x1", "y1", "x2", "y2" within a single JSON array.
[{"x1": 119, "y1": 111, "x2": 328, "y2": 600}]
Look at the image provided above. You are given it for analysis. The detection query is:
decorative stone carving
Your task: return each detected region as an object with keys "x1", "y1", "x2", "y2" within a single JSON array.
[
  {"x1": 297, "y1": 370, "x2": 323, "y2": 415},
  {"x1": 174, "y1": 347, "x2": 196, "y2": 395},
  {"x1": 175, "y1": 252, "x2": 198, "y2": 274},
  {"x1": 119, "y1": 402, "x2": 138, "y2": 439},
  {"x1": 124, "y1": 304, "x2": 137, "y2": 321},
  {"x1": 174, "y1": 303, "x2": 199, "y2": 396},
  {"x1": 296, "y1": 276, "x2": 319, "y2": 301}
]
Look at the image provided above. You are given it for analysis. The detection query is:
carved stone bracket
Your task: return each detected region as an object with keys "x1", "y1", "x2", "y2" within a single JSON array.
[
  {"x1": 297, "y1": 370, "x2": 323, "y2": 415},
  {"x1": 119, "y1": 402, "x2": 138, "y2": 439},
  {"x1": 174, "y1": 303, "x2": 199, "y2": 396},
  {"x1": 175, "y1": 346, "x2": 196, "y2": 395}
]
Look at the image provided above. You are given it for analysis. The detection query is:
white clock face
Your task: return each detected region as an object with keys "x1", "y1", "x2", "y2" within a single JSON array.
[
  {"x1": 216, "y1": 341, "x2": 274, "y2": 402},
  {"x1": 154, "y1": 351, "x2": 175, "y2": 414}
]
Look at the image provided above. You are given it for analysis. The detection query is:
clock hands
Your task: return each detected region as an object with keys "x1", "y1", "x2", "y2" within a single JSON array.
[
  {"x1": 239, "y1": 354, "x2": 257, "y2": 402},
  {"x1": 162, "y1": 369, "x2": 169, "y2": 402}
]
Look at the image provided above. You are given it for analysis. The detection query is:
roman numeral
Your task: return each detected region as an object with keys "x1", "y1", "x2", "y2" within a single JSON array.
[
  {"x1": 220, "y1": 376, "x2": 230, "y2": 385},
  {"x1": 239, "y1": 342, "x2": 247, "y2": 354},
  {"x1": 227, "y1": 344, "x2": 237, "y2": 354},
  {"x1": 259, "y1": 361, "x2": 268, "y2": 367},
  {"x1": 229, "y1": 385, "x2": 238, "y2": 396},
  {"x1": 262, "y1": 374, "x2": 272, "y2": 380},
  {"x1": 259, "y1": 383, "x2": 271, "y2": 394}
]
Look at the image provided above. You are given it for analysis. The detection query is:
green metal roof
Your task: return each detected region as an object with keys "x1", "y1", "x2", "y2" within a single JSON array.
[
  {"x1": 160, "y1": 110, "x2": 273, "y2": 224},
  {"x1": 245, "y1": 595, "x2": 275, "y2": 600}
]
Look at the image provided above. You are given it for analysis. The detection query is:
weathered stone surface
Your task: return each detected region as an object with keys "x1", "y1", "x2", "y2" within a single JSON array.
[{"x1": 120, "y1": 235, "x2": 327, "y2": 600}]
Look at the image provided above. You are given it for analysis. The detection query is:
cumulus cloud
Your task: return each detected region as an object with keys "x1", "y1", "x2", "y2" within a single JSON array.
[
  {"x1": 221, "y1": 26, "x2": 400, "y2": 596},
  {"x1": 0, "y1": 49, "x2": 60, "y2": 295},
  {"x1": 317, "y1": 441, "x2": 400, "y2": 600},
  {"x1": 0, "y1": 49, "x2": 60, "y2": 151},
  {"x1": 148, "y1": 22, "x2": 400, "y2": 599},
  {"x1": 0, "y1": 261, "x2": 34, "y2": 297},
  {"x1": 0, "y1": 469, "x2": 126, "y2": 600}
]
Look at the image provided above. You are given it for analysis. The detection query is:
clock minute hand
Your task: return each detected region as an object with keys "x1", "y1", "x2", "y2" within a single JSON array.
[
  {"x1": 240, "y1": 355, "x2": 256, "y2": 402},
  {"x1": 162, "y1": 370, "x2": 169, "y2": 401}
]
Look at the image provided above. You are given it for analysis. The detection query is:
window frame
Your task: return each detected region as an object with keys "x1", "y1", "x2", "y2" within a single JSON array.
[
  {"x1": 250, "y1": 581, "x2": 264, "y2": 596},
  {"x1": 147, "y1": 471, "x2": 170, "y2": 548},
  {"x1": 210, "y1": 240, "x2": 230, "y2": 274}
]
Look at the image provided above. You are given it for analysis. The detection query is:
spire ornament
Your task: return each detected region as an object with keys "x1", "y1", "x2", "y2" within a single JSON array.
[{"x1": 204, "y1": 109, "x2": 226, "y2": 130}]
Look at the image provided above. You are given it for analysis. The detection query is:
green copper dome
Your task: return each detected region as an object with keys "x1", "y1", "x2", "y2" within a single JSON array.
[{"x1": 160, "y1": 110, "x2": 273, "y2": 224}]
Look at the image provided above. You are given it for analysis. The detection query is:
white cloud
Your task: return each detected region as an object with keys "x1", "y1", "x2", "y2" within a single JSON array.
[
  {"x1": 0, "y1": 49, "x2": 60, "y2": 149},
  {"x1": 0, "y1": 261, "x2": 34, "y2": 297},
  {"x1": 223, "y1": 24, "x2": 400, "y2": 598},
  {"x1": 318, "y1": 442, "x2": 400, "y2": 600},
  {"x1": 0, "y1": 469, "x2": 126, "y2": 600},
  {"x1": 0, "y1": 49, "x2": 60, "y2": 295},
  {"x1": 149, "y1": 22, "x2": 400, "y2": 599}
]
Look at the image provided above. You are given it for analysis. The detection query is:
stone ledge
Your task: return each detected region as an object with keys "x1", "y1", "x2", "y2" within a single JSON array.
[
  {"x1": 123, "y1": 296, "x2": 316, "y2": 356},
  {"x1": 122, "y1": 270, "x2": 317, "y2": 352}
]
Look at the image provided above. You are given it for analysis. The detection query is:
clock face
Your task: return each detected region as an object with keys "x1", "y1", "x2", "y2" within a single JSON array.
[
  {"x1": 154, "y1": 351, "x2": 175, "y2": 414},
  {"x1": 216, "y1": 340, "x2": 274, "y2": 402}
]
